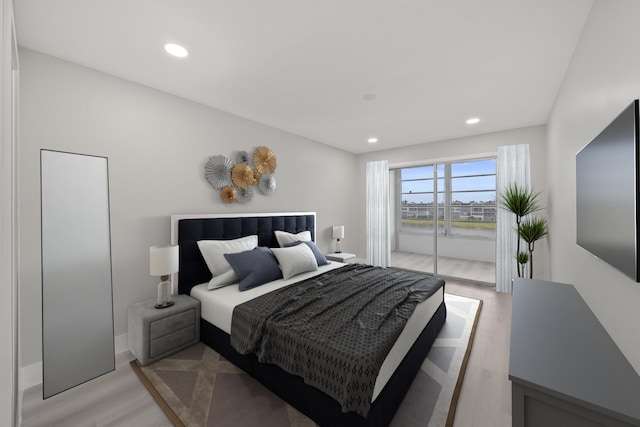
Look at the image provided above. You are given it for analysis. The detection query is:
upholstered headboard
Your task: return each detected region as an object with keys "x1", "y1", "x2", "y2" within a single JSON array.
[{"x1": 170, "y1": 212, "x2": 316, "y2": 295}]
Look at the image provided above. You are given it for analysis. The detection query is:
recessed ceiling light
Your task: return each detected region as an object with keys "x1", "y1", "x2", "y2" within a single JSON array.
[
  {"x1": 164, "y1": 43, "x2": 188, "y2": 58},
  {"x1": 466, "y1": 117, "x2": 480, "y2": 125},
  {"x1": 368, "y1": 137, "x2": 378, "y2": 143}
]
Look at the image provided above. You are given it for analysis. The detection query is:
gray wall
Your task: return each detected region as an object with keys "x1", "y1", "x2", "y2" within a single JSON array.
[
  {"x1": 1, "y1": 0, "x2": 18, "y2": 422},
  {"x1": 547, "y1": 0, "x2": 640, "y2": 374},
  {"x1": 355, "y1": 125, "x2": 548, "y2": 278},
  {"x1": 19, "y1": 48, "x2": 358, "y2": 368}
]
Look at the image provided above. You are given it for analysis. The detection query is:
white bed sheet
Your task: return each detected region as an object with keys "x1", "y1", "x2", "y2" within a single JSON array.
[{"x1": 189, "y1": 262, "x2": 443, "y2": 401}]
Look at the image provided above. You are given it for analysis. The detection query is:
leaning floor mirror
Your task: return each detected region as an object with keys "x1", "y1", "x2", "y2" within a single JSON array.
[{"x1": 40, "y1": 149, "x2": 115, "y2": 399}]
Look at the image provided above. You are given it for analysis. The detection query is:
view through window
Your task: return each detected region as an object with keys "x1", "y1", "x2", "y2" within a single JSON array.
[
  {"x1": 400, "y1": 159, "x2": 496, "y2": 238},
  {"x1": 394, "y1": 158, "x2": 496, "y2": 283}
]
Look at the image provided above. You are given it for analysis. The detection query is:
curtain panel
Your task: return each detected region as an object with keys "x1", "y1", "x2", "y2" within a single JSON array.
[
  {"x1": 496, "y1": 144, "x2": 531, "y2": 293},
  {"x1": 366, "y1": 160, "x2": 390, "y2": 267}
]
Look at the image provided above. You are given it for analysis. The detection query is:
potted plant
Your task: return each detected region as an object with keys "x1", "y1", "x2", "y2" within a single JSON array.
[
  {"x1": 517, "y1": 251, "x2": 529, "y2": 278},
  {"x1": 518, "y1": 217, "x2": 548, "y2": 279},
  {"x1": 499, "y1": 183, "x2": 543, "y2": 278}
]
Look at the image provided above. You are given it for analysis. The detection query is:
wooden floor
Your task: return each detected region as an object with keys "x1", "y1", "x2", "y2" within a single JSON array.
[
  {"x1": 446, "y1": 279, "x2": 512, "y2": 427},
  {"x1": 391, "y1": 251, "x2": 496, "y2": 284},
  {"x1": 20, "y1": 351, "x2": 172, "y2": 427},
  {"x1": 20, "y1": 280, "x2": 512, "y2": 427}
]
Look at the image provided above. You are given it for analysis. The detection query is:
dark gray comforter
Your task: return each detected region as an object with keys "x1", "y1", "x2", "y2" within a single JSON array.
[{"x1": 230, "y1": 263, "x2": 445, "y2": 417}]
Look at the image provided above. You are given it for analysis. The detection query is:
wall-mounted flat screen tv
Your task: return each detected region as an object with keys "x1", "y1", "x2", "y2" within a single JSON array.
[{"x1": 576, "y1": 99, "x2": 639, "y2": 281}]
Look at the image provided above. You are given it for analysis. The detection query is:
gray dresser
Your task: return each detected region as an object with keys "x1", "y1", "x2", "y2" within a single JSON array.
[
  {"x1": 128, "y1": 294, "x2": 200, "y2": 366},
  {"x1": 509, "y1": 278, "x2": 640, "y2": 427}
]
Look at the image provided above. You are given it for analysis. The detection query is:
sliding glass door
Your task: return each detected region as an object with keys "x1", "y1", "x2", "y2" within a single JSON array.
[
  {"x1": 391, "y1": 165, "x2": 442, "y2": 274},
  {"x1": 390, "y1": 158, "x2": 496, "y2": 284}
]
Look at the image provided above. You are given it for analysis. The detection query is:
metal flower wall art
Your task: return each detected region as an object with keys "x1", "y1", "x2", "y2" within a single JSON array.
[
  {"x1": 205, "y1": 155, "x2": 233, "y2": 189},
  {"x1": 254, "y1": 146, "x2": 277, "y2": 174},
  {"x1": 231, "y1": 163, "x2": 256, "y2": 189},
  {"x1": 205, "y1": 146, "x2": 277, "y2": 204}
]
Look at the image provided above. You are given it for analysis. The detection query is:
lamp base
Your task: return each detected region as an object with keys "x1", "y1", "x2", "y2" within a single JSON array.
[
  {"x1": 156, "y1": 280, "x2": 173, "y2": 309},
  {"x1": 155, "y1": 300, "x2": 175, "y2": 309}
]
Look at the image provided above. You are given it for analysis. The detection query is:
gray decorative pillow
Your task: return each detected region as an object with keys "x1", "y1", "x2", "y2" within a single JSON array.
[
  {"x1": 224, "y1": 247, "x2": 283, "y2": 291},
  {"x1": 197, "y1": 235, "x2": 258, "y2": 290}
]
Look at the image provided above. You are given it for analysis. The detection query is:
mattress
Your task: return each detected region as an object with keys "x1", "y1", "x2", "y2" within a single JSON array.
[{"x1": 190, "y1": 261, "x2": 443, "y2": 401}]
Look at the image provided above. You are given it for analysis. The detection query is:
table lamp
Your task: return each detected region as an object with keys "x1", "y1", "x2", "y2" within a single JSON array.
[
  {"x1": 332, "y1": 225, "x2": 344, "y2": 253},
  {"x1": 150, "y1": 245, "x2": 179, "y2": 309}
]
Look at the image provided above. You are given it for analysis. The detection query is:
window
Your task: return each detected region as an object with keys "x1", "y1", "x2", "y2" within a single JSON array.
[
  {"x1": 400, "y1": 165, "x2": 444, "y2": 232},
  {"x1": 448, "y1": 159, "x2": 496, "y2": 238},
  {"x1": 399, "y1": 158, "x2": 496, "y2": 239}
]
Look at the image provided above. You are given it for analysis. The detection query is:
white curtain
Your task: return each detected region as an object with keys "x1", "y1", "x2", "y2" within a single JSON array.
[
  {"x1": 496, "y1": 144, "x2": 531, "y2": 293},
  {"x1": 366, "y1": 160, "x2": 390, "y2": 267}
]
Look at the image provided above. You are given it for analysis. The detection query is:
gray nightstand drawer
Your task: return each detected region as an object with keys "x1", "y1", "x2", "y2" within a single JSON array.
[
  {"x1": 150, "y1": 309, "x2": 195, "y2": 340},
  {"x1": 326, "y1": 252, "x2": 356, "y2": 263},
  {"x1": 150, "y1": 325, "x2": 197, "y2": 358},
  {"x1": 128, "y1": 294, "x2": 201, "y2": 366}
]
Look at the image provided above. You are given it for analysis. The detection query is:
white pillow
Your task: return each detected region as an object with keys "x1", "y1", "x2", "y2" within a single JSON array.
[
  {"x1": 197, "y1": 235, "x2": 258, "y2": 290},
  {"x1": 274, "y1": 230, "x2": 312, "y2": 247},
  {"x1": 271, "y1": 243, "x2": 318, "y2": 280}
]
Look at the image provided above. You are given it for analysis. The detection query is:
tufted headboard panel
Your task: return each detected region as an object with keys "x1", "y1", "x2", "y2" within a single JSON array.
[{"x1": 171, "y1": 213, "x2": 316, "y2": 295}]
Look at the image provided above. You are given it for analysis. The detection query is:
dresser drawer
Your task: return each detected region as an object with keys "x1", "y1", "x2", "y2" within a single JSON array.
[
  {"x1": 150, "y1": 325, "x2": 196, "y2": 358},
  {"x1": 149, "y1": 308, "x2": 195, "y2": 340}
]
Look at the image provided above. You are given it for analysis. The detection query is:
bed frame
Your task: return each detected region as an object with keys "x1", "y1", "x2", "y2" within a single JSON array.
[{"x1": 171, "y1": 212, "x2": 446, "y2": 427}]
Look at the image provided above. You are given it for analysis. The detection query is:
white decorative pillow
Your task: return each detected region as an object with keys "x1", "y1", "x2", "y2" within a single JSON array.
[
  {"x1": 197, "y1": 235, "x2": 258, "y2": 290},
  {"x1": 274, "y1": 230, "x2": 312, "y2": 247},
  {"x1": 271, "y1": 243, "x2": 318, "y2": 280}
]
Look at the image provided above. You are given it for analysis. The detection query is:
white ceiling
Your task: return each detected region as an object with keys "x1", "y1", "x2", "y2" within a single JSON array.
[{"x1": 14, "y1": 0, "x2": 593, "y2": 154}]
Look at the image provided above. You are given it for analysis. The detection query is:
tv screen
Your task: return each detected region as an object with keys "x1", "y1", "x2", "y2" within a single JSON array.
[{"x1": 576, "y1": 99, "x2": 640, "y2": 281}]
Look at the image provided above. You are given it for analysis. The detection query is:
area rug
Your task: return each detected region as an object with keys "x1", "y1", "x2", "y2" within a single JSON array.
[{"x1": 131, "y1": 293, "x2": 482, "y2": 427}]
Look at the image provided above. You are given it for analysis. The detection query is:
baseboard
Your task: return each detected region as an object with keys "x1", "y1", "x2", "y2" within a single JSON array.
[
  {"x1": 17, "y1": 387, "x2": 23, "y2": 426},
  {"x1": 115, "y1": 332, "x2": 128, "y2": 355},
  {"x1": 20, "y1": 361, "x2": 42, "y2": 391},
  {"x1": 20, "y1": 333, "x2": 129, "y2": 390}
]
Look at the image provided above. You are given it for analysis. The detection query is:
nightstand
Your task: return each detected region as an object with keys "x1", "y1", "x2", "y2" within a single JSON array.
[
  {"x1": 128, "y1": 294, "x2": 200, "y2": 366},
  {"x1": 326, "y1": 252, "x2": 356, "y2": 264}
]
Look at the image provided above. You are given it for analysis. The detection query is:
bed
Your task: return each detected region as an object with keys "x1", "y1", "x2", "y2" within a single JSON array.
[{"x1": 171, "y1": 212, "x2": 446, "y2": 427}]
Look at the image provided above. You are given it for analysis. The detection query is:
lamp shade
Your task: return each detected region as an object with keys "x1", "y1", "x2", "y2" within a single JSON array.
[
  {"x1": 150, "y1": 245, "x2": 179, "y2": 276},
  {"x1": 332, "y1": 226, "x2": 345, "y2": 239}
]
